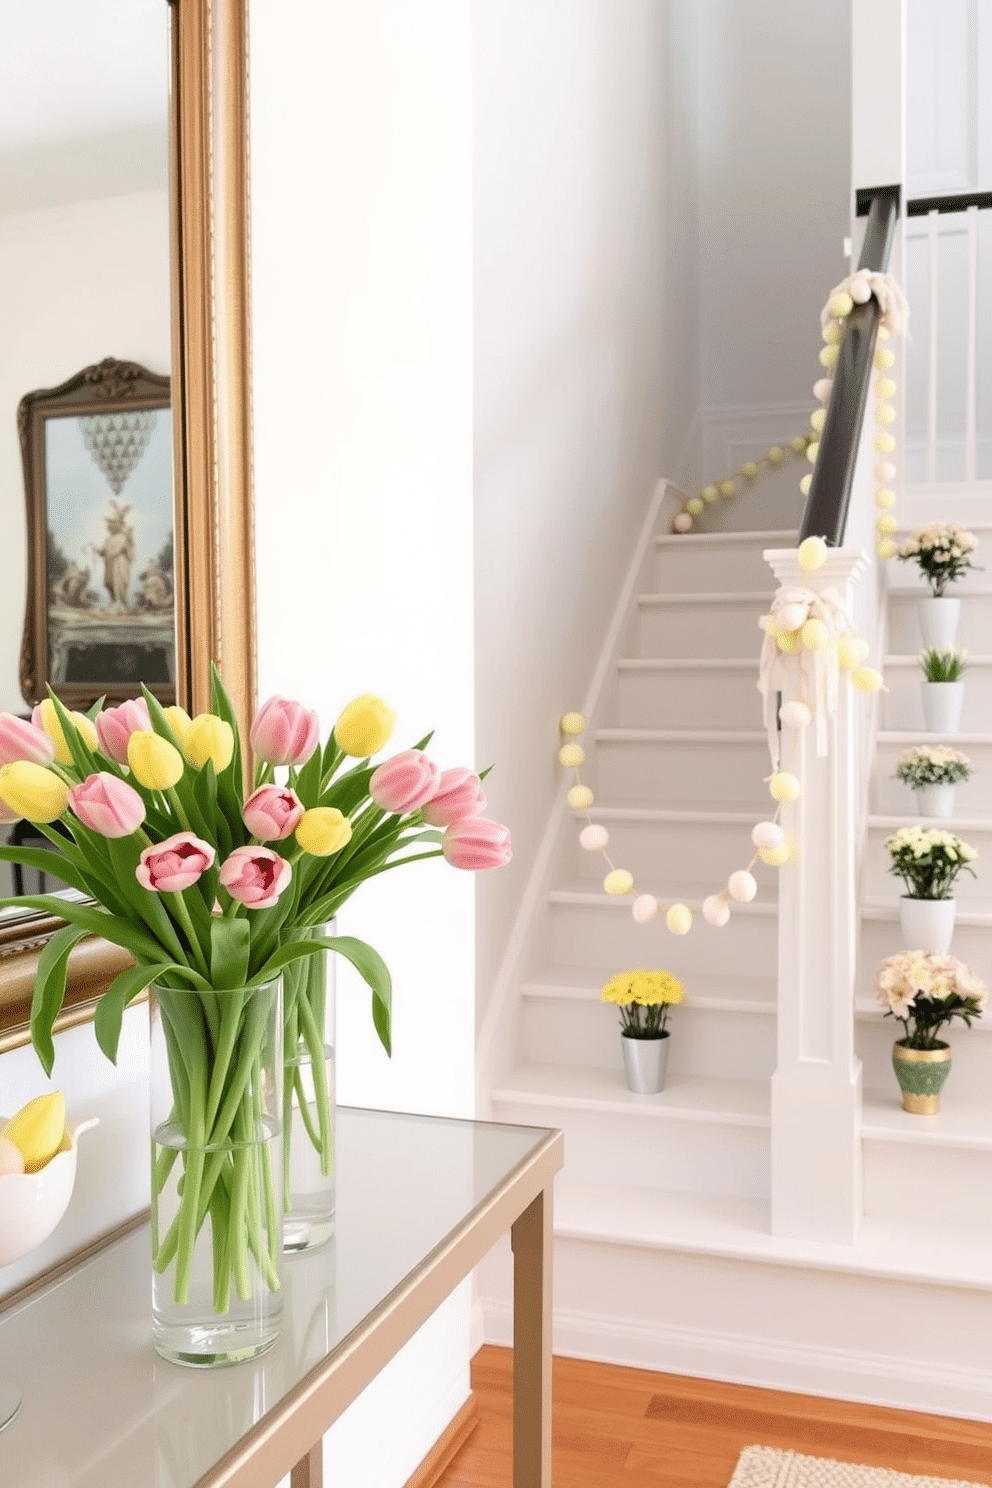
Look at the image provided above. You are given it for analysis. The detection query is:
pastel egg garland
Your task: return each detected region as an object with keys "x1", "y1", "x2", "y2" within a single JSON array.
[{"x1": 670, "y1": 435, "x2": 814, "y2": 534}]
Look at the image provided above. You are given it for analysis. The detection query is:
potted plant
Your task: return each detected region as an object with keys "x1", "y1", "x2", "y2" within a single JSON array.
[
  {"x1": 875, "y1": 949, "x2": 986, "y2": 1113},
  {"x1": 898, "y1": 522, "x2": 979, "y2": 649},
  {"x1": 885, "y1": 824, "x2": 977, "y2": 954},
  {"x1": 893, "y1": 744, "x2": 973, "y2": 819},
  {"x1": 919, "y1": 647, "x2": 967, "y2": 733},
  {"x1": 601, "y1": 968, "x2": 683, "y2": 1095}
]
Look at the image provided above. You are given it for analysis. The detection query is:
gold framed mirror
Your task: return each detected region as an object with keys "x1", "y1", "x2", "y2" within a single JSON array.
[{"x1": 0, "y1": 0, "x2": 256, "y2": 1054}]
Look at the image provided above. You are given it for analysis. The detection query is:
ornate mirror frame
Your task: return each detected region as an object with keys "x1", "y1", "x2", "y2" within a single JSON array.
[{"x1": 0, "y1": 0, "x2": 257, "y2": 1054}]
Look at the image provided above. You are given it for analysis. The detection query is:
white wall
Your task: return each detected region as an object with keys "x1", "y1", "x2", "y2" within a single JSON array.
[{"x1": 472, "y1": 0, "x2": 700, "y2": 1025}]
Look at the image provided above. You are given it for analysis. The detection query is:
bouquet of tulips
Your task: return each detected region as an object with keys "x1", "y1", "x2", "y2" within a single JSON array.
[{"x1": 0, "y1": 670, "x2": 511, "y2": 1317}]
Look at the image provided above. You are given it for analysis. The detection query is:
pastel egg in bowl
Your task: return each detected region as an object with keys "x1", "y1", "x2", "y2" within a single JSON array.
[{"x1": 0, "y1": 1117, "x2": 98, "y2": 1267}]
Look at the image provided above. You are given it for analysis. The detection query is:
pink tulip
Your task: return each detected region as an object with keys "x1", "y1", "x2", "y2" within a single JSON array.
[
  {"x1": 136, "y1": 832, "x2": 216, "y2": 893},
  {"x1": 421, "y1": 768, "x2": 487, "y2": 828},
  {"x1": 369, "y1": 750, "x2": 440, "y2": 814},
  {"x1": 94, "y1": 698, "x2": 151, "y2": 765},
  {"x1": 218, "y1": 846, "x2": 291, "y2": 908},
  {"x1": 69, "y1": 773, "x2": 146, "y2": 838},
  {"x1": 0, "y1": 713, "x2": 55, "y2": 768},
  {"x1": 242, "y1": 784, "x2": 305, "y2": 841},
  {"x1": 250, "y1": 696, "x2": 320, "y2": 767},
  {"x1": 442, "y1": 817, "x2": 512, "y2": 870}
]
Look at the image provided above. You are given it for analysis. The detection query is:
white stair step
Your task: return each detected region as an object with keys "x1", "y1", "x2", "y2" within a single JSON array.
[
  {"x1": 863, "y1": 815, "x2": 991, "y2": 908},
  {"x1": 859, "y1": 901, "x2": 992, "y2": 989},
  {"x1": 637, "y1": 592, "x2": 769, "y2": 659},
  {"x1": 522, "y1": 964, "x2": 777, "y2": 1012},
  {"x1": 595, "y1": 728, "x2": 772, "y2": 808},
  {"x1": 879, "y1": 655, "x2": 992, "y2": 733},
  {"x1": 491, "y1": 1065, "x2": 770, "y2": 1197},
  {"x1": 863, "y1": 1101, "x2": 992, "y2": 1234},
  {"x1": 872, "y1": 733, "x2": 992, "y2": 816},
  {"x1": 549, "y1": 881, "x2": 778, "y2": 974},
  {"x1": 888, "y1": 588, "x2": 992, "y2": 653},
  {"x1": 572, "y1": 806, "x2": 776, "y2": 897},
  {"x1": 613, "y1": 658, "x2": 763, "y2": 729},
  {"x1": 654, "y1": 528, "x2": 796, "y2": 593}
]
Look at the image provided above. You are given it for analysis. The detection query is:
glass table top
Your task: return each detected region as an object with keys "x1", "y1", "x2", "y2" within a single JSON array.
[{"x1": 0, "y1": 1106, "x2": 554, "y2": 1488}]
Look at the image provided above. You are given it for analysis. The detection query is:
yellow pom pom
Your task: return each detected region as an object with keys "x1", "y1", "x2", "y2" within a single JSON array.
[
  {"x1": 758, "y1": 842, "x2": 791, "y2": 867},
  {"x1": 701, "y1": 484, "x2": 718, "y2": 503},
  {"x1": 567, "y1": 784, "x2": 594, "y2": 810},
  {"x1": 829, "y1": 291, "x2": 854, "y2": 318},
  {"x1": 666, "y1": 903, "x2": 693, "y2": 935},
  {"x1": 776, "y1": 629, "x2": 802, "y2": 654},
  {"x1": 789, "y1": 436, "x2": 808, "y2": 453},
  {"x1": 558, "y1": 743, "x2": 585, "y2": 768},
  {"x1": 875, "y1": 487, "x2": 896, "y2": 509},
  {"x1": 767, "y1": 445, "x2": 783, "y2": 463},
  {"x1": 819, "y1": 344, "x2": 840, "y2": 368},
  {"x1": 810, "y1": 408, "x2": 827, "y2": 433},
  {"x1": 806, "y1": 441, "x2": 819, "y2": 464},
  {"x1": 874, "y1": 347, "x2": 896, "y2": 370},
  {"x1": 740, "y1": 461, "x2": 759, "y2": 479},
  {"x1": 877, "y1": 538, "x2": 898, "y2": 560},
  {"x1": 604, "y1": 869, "x2": 634, "y2": 896},
  {"x1": 801, "y1": 618, "x2": 829, "y2": 650},
  {"x1": 560, "y1": 711, "x2": 586, "y2": 736},
  {"x1": 874, "y1": 432, "x2": 896, "y2": 453},
  {"x1": 876, "y1": 513, "x2": 898, "y2": 536},
  {"x1": 686, "y1": 497, "x2": 704, "y2": 516},
  {"x1": 837, "y1": 634, "x2": 869, "y2": 671},
  {"x1": 797, "y1": 535, "x2": 828, "y2": 571},
  {"x1": 851, "y1": 665, "x2": 884, "y2": 694},
  {"x1": 799, "y1": 474, "x2": 812, "y2": 496},
  {"x1": 875, "y1": 402, "x2": 896, "y2": 425},
  {"x1": 769, "y1": 772, "x2": 801, "y2": 803},
  {"x1": 719, "y1": 479, "x2": 736, "y2": 497},
  {"x1": 875, "y1": 376, "x2": 897, "y2": 399},
  {"x1": 822, "y1": 319, "x2": 843, "y2": 345}
]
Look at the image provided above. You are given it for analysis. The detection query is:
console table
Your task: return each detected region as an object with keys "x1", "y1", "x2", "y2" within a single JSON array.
[{"x1": 0, "y1": 1106, "x2": 563, "y2": 1488}]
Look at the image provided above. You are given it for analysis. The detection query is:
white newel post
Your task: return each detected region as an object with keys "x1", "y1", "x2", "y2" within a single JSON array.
[{"x1": 766, "y1": 547, "x2": 869, "y2": 1245}]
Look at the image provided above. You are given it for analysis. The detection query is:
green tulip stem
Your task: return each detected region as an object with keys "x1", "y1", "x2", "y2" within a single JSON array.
[
  {"x1": 297, "y1": 991, "x2": 333, "y2": 1176},
  {"x1": 167, "y1": 892, "x2": 210, "y2": 981},
  {"x1": 166, "y1": 787, "x2": 192, "y2": 833}
]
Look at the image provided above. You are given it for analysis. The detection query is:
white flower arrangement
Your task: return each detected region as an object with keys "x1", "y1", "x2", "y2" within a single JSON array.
[
  {"x1": 885, "y1": 825, "x2": 978, "y2": 900},
  {"x1": 898, "y1": 522, "x2": 979, "y2": 596},
  {"x1": 875, "y1": 950, "x2": 986, "y2": 1049},
  {"x1": 894, "y1": 746, "x2": 973, "y2": 789}
]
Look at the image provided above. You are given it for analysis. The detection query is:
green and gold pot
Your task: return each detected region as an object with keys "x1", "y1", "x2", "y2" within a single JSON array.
[{"x1": 892, "y1": 1040, "x2": 952, "y2": 1115}]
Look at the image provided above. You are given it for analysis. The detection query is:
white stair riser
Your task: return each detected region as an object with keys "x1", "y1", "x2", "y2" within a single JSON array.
[
  {"x1": 858, "y1": 1019, "x2": 992, "y2": 1107},
  {"x1": 864, "y1": 823, "x2": 989, "y2": 908},
  {"x1": 573, "y1": 816, "x2": 777, "y2": 896},
  {"x1": 597, "y1": 739, "x2": 771, "y2": 807},
  {"x1": 489, "y1": 1096, "x2": 769, "y2": 1197},
  {"x1": 521, "y1": 995, "x2": 777, "y2": 1080},
  {"x1": 655, "y1": 539, "x2": 789, "y2": 594},
  {"x1": 888, "y1": 592, "x2": 992, "y2": 654},
  {"x1": 550, "y1": 900, "x2": 777, "y2": 975},
  {"x1": 863, "y1": 1140, "x2": 992, "y2": 1231},
  {"x1": 881, "y1": 667, "x2": 992, "y2": 733},
  {"x1": 859, "y1": 916, "x2": 992, "y2": 988},
  {"x1": 872, "y1": 743, "x2": 992, "y2": 816},
  {"x1": 638, "y1": 599, "x2": 769, "y2": 660},
  {"x1": 614, "y1": 669, "x2": 763, "y2": 729}
]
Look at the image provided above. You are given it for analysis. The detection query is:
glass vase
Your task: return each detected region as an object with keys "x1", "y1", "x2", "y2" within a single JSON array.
[
  {"x1": 282, "y1": 923, "x2": 336, "y2": 1252},
  {"x1": 150, "y1": 977, "x2": 283, "y2": 1366}
]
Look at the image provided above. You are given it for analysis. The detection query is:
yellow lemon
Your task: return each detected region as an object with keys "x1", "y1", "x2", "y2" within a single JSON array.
[{"x1": 2, "y1": 1091, "x2": 65, "y2": 1174}]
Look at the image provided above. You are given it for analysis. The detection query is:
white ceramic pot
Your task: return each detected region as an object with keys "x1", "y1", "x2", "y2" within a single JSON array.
[
  {"x1": 621, "y1": 1032, "x2": 670, "y2": 1095},
  {"x1": 898, "y1": 896, "x2": 956, "y2": 955},
  {"x1": 918, "y1": 596, "x2": 960, "y2": 650},
  {"x1": 914, "y1": 783, "x2": 956, "y2": 818},
  {"x1": 0, "y1": 1118, "x2": 97, "y2": 1267},
  {"x1": 921, "y1": 681, "x2": 964, "y2": 733}
]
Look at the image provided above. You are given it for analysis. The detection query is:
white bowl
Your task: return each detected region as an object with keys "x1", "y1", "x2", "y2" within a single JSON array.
[{"x1": 0, "y1": 1117, "x2": 98, "y2": 1267}]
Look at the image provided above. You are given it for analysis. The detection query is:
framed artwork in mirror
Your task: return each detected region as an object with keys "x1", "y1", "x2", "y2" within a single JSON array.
[{"x1": 18, "y1": 356, "x2": 175, "y2": 711}]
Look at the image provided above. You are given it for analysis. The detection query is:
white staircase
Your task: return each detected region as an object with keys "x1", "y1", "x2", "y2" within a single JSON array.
[{"x1": 480, "y1": 508, "x2": 992, "y2": 1420}]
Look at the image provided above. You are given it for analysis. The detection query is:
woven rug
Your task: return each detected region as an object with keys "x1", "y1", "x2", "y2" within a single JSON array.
[{"x1": 729, "y1": 1446, "x2": 988, "y2": 1488}]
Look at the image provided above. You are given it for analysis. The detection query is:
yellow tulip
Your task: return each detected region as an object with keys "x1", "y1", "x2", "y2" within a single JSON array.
[
  {"x1": 163, "y1": 705, "x2": 193, "y2": 752},
  {"x1": 2, "y1": 1092, "x2": 65, "y2": 1173},
  {"x1": 0, "y1": 761, "x2": 69, "y2": 822},
  {"x1": 34, "y1": 698, "x2": 98, "y2": 765},
  {"x1": 185, "y1": 713, "x2": 234, "y2": 772},
  {"x1": 128, "y1": 730, "x2": 184, "y2": 790},
  {"x1": 296, "y1": 807, "x2": 353, "y2": 857},
  {"x1": 333, "y1": 695, "x2": 396, "y2": 757}
]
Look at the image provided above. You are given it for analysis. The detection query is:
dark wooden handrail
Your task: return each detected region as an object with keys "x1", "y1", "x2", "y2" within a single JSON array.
[{"x1": 798, "y1": 185, "x2": 900, "y2": 547}]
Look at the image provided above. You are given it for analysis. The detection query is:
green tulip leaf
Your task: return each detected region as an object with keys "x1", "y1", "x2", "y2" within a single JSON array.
[
  {"x1": 257, "y1": 933, "x2": 392, "y2": 1055},
  {"x1": 95, "y1": 960, "x2": 194, "y2": 1064},
  {"x1": 210, "y1": 916, "x2": 251, "y2": 990},
  {"x1": 30, "y1": 923, "x2": 91, "y2": 1075}
]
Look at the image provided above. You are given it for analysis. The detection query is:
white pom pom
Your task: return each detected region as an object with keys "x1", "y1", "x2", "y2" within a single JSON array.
[
  {"x1": 751, "y1": 821, "x2": 785, "y2": 850},
  {"x1": 673, "y1": 513, "x2": 693, "y2": 533},
  {"x1": 776, "y1": 601, "x2": 808, "y2": 634},
  {"x1": 799, "y1": 474, "x2": 812, "y2": 497},
  {"x1": 874, "y1": 461, "x2": 896, "y2": 482},
  {"x1": 849, "y1": 274, "x2": 872, "y2": 304},
  {"x1": 780, "y1": 699, "x2": 812, "y2": 730},
  {"x1": 728, "y1": 870, "x2": 757, "y2": 903},
  {"x1": 579, "y1": 824, "x2": 609, "y2": 852},
  {"x1": 702, "y1": 894, "x2": 730, "y2": 927},
  {"x1": 631, "y1": 893, "x2": 659, "y2": 925},
  {"x1": 813, "y1": 378, "x2": 833, "y2": 402},
  {"x1": 797, "y1": 535, "x2": 828, "y2": 571}
]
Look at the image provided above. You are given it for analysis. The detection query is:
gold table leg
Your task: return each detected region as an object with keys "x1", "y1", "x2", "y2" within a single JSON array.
[
  {"x1": 511, "y1": 1186, "x2": 553, "y2": 1487},
  {"x1": 290, "y1": 1441, "x2": 323, "y2": 1488}
]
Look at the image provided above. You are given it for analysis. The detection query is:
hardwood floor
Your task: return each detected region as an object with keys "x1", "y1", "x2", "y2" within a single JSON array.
[{"x1": 434, "y1": 1347, "x2": 992, "y2": 1488}]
